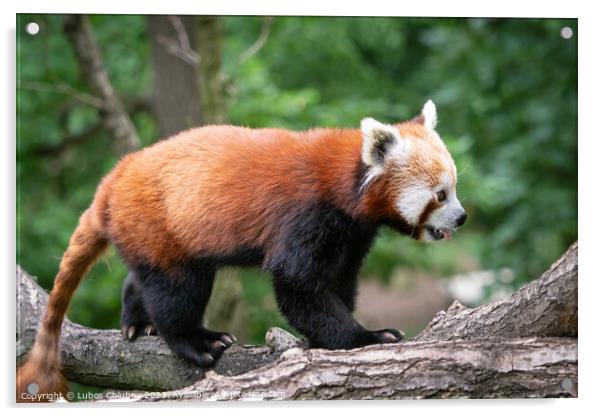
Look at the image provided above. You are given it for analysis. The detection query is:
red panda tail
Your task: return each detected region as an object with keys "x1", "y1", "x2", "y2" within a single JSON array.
[{"x1": 17, "y1": 207, "x2": 108, "y2": 402}]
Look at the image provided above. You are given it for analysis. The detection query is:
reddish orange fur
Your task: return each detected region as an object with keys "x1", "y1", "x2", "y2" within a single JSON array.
[
  {"x1": 104, "y1": 125, "x2": 404, "y2": 273},
  {"x1": 17, "y1": 120, "x2": 445, "y2": 401}
]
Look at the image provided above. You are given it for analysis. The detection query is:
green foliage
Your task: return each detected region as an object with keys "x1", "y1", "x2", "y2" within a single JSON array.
[{"x1": 17, "y1": 15, "x2": 576, "y2": 346}]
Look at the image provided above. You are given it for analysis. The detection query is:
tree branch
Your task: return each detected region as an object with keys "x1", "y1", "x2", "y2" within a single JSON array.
[
  {"x1": 17, "y1": 80, "x2": 104, "y2": 109},
  {"x1": 31, "y1": 96, "x2": 153, "y2": 158},
  {"x1": 239, "y1": 17, "x2": 274, "y2": 64},
  {"x1": 16, "y1": 266, "x2": 284, "y2": 391},
  {"x1": 156, "y1": 16, "x2": 201, "y2": 66},
  {"x1": 62, "y1": 15, "x2": 141, "y2": 155},
  {"x1": 16, "y1": 241, "x2": 578, "y2": 399},
  {"x1": 415, "y1": 241, "x2": 577, "y2": 341}
]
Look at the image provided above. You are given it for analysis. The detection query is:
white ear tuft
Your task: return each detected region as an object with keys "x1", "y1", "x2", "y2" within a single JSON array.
[
  {"x1": 360, "y1": 117, "x2": 383, "y2": 136},
  {"x1": 421, "y1": 99, "x2": 438, "y2": 131},
  {"x1": 360, "y1": 117, "x2": 401, "y2": 167}
]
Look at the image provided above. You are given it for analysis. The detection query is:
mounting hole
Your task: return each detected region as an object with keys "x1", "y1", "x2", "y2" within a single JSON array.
[
  {"x1": 560, "y1": 378, "x2": 574, "y2": 391},
  {"x1": 26, "y1": 383, "x2": 39, "y2": 394},
  {"x1": 25, "y1": 22, "x2": 40, "y2": 36},
  {"x1": 560, "y1": 26, "x2": 573, "y2": 39}
]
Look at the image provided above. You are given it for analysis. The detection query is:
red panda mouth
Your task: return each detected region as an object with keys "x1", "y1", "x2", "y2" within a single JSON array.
[{"x1": 425, "y1": 226, "x2": 452, "y2": 241}]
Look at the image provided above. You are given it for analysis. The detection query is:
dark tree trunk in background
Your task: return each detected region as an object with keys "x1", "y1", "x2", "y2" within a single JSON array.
[
  {"x1": 147, "y1": 15, "x2": 239, "y2": 332},
  {"x1": 148, "y1": 15, "x2": 203, "y2": 138},
  {"x1": 197, "y1": 16, "x2": 228, "y2": 125}
]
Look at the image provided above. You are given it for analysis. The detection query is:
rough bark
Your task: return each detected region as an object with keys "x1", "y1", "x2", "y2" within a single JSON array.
[
  {"x1": 147, "y1": 15, "x2": 203, "y2": 138},
  {"x1": 415, "y1": 241, "x2": 577, "y2": 341},
  {"x1": 62, "y1": 15, "x2": 141, "y2": 155},
  {"x1": 138, "y1": 338, "x2": 576, "y2": 401},
  {"x1": 16, "y1": 241, "x2": 578, "y2": 399}
]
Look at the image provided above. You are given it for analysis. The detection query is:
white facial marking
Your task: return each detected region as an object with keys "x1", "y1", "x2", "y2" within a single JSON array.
[
  {"x1": 396, "y1": 171, "x2": 462, "y2": 234},
  {"x1": 427, "y1": 190, "x2": 462, "y2": 229},
  {"x1": 422, "y1": 99, "x2": 438, "y2": 131},
  {"x1": 425, "y1": 172, "x2": 463, "y2": 232},
  {"x1": 396, "y1": 183, "x2": 433, "y2": 225}
]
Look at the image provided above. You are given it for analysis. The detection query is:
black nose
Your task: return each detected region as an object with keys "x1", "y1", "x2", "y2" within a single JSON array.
[{"x1": 456, "y1": 212, "x2": 467, "y2": 227}]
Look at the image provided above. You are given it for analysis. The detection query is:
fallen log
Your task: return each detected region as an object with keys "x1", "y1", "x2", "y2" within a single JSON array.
[
  {"x1": 136, "y1": 337, "x2": 576, "y2": 401},
  {"x1": 16, "y1": 242, "x2": 578, "y2": 399}
]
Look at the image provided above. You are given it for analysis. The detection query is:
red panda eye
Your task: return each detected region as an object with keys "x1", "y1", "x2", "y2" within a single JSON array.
[{"x1": 437, "y1": 190, "x2": 447, "y2": 202}]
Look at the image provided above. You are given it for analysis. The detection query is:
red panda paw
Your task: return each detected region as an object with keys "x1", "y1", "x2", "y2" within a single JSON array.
[
  {"x1": 370, "y1": 328, "x2": 405, "y2": 344},
  {"x1": 165, "y1": 329, "x2": 237, "y2": 368},
  {"x1": 200, "y1": 328, "x2": 238, "y2": 347},
  {"x1": 121, "y1": 323, "x2": 157, "y2": 341}
]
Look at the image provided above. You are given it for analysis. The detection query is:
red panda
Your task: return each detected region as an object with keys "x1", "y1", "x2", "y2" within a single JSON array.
[{"x1": 17, "y1": 100, "x2": 466, "y2": 402}]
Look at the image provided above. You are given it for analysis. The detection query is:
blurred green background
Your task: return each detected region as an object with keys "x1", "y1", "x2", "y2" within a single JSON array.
[{"x1": 17, "y1": 15, "x2": 577, "y2": 349}]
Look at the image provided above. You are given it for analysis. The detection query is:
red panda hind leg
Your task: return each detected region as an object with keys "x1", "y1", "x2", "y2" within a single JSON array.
[
  {"x1": 120, "y1": 270, "x2": 157, "y2": 341},
  {"x1": 132, "y1": 261, "x2": 236, "y2": 367}
]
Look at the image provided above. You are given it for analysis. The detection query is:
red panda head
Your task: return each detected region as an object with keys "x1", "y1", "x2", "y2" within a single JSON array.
[{"x1": 360, "y1": 100, "x2": 467, "y2": 241}]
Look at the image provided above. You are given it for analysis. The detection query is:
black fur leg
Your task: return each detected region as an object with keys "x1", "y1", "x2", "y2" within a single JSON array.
[
  {"x1": 273, "y1": 279, "x2": 374, "y2": 349},
  {"x1": 331, "y1": 271, "x2": 360, "y2": 312},
  {"x1": 329, "y1": 237, "x2": 372, "y2": 313},
  {"x1": 274, "y1": 280, "x2": 404, "y2": 349},
  {"x1": 137, "y1": 262, "x2": 236, "y2": 368},
  {"x1": 121, "y1": 270, "x2": 157, "y2": 341},
  {"x1": 265, "y1": 201, "x2": 404, "y2": 349}
]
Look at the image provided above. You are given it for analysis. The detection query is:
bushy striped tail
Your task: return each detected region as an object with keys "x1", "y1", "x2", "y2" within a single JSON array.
[{"x1": 17, "y1": 207, "x2": 108, "y2": 402}]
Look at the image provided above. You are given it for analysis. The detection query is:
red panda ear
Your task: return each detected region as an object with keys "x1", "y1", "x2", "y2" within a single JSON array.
[
  {"x1": 360, "y1": 117, "x2": 404, "y2": 167},
  {"x1": 420, "y1": 99, "x2": 437, "y2": 131},
  {"x1": 411, "y1": 99, "x2": 438, "y2": 131}
]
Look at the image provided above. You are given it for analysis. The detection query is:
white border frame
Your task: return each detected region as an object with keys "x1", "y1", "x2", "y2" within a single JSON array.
[{"x1": 3, "y1": 1, "x2": 599, "y2": 413}]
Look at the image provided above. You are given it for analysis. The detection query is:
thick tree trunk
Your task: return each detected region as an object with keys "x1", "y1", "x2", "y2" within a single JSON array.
[
  {"x1": 147, "y1": 15, "x2": 203, "y2": 138},
  {"x1": 16, "y1": 242, "x2": 578, "y2": 400},
  {"x1": 197, "y1": 16, "x2": 228, "y2": 125},
  {"x1": 62, "y1": 15, "x2": 141, "y2": 155}
]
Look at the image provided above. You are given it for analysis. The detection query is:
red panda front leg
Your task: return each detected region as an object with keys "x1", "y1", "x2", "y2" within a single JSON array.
[
  {"x1": 135, "y1": 262, "x2": 236, "y2": 368},
  {"x1": 273, "y1": 278, "x2": 403, "y2": 349},
  {"x1": 265, "y1": 201, "x2": 404, "y2": 349}
]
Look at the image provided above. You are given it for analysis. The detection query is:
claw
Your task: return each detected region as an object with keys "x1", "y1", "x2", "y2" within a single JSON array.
[
  {"x1": 143, "y1": 324, "x2": 156, "y2": 336},
  {"x1": 382, "y1": 332, "x2": 398, "y2": 342},
  {"x1": 200, "y1": 352, "x2": 214, "y2": 367},
  {"x1": 373, "y1": 328, "x2": 404, "y2": 344},
  {"x1": 126, "y1": 325, "x2": 137, "y2": 341},
  {"x1": 220, "y1": 334, "x2": 236, "y2": 346},
  {"x1": 211, "y1": 340, "x2": 227, "y2": 351}
]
